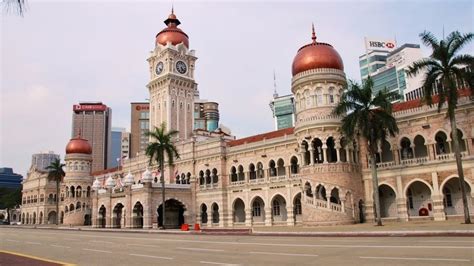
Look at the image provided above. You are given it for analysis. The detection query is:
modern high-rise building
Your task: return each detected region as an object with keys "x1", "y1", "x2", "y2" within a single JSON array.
[
  {"x1": 108, "y1": 127, "x2": 126, "y2": 168},
  {"x1": 269, "y1": 94, "x2": 295, "y2": 130},
  {"x1": 0, "y1": 168, "x2": 22, "y2": 189},
  {"x1": 360, "y1": 41, "x2": 424, "y2": 101},
  {"x1": 130, "y1": 102, "x2": 149, "y2": 158},
  {"x1": 72, "y1": 102, "x2": 111, "y2": 172},
  {"x1": 121, "y1": 130, "x2": 131, "y2": 160},
  {"x1": 31, "y1": 151, "x2": 60, "y2": 171},
  {"x1": 359, "y1": 38, "x2": 397, "y2": 80},
  {"x1": 193, "y1": 100, "x2": 220, "y2": 132}
]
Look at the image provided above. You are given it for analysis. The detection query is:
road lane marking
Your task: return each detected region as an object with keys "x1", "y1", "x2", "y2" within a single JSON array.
[
  {"x1": 90, "y1": 240, "x2": 114, "y2": 244},
  {"x1": 129, "y1": 253, "x2": 173, "y2": 260},
  {"x1": 64, "y1": 238, "x2": 81, "y2": 241},
  {"x1": 50, "y1": 244, "x2": 71, "y2": 249},
  {"x1": 25, "y1": 241, "x2": 41, "y2": 245},
  {"x1": 421, "y1": 240, "x2": 474, "y2": 243},
  {"x1": 127, "y1": 244, "x2": 157, "y2": 248},
  {"x1": 360, "y1": 256, "x2": 471, "y2": 262},
  {"x1": 250, "y1": 251, "x2": 318, "y2": 257},
  {"x1": 82, "y1": 248, "x2": 112, "y2": 253},
  {"x1": 177, "y1": 247, "x2": 224, "y2": 252},
  {"x1": 5, "y1": 239, "x2": 20, "y2": 242},
  {"x1": 200, "y1": 261, "x2": 241, "y2": 265}
]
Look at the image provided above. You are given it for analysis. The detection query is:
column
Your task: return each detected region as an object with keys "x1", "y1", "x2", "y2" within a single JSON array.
[
  {"x1": 245, "y1": 208, "x2": 252, "y2": 227},
  {"x1": 335, "y1": 145, "x2": 341, "y2": 163},
  {"x1": 309, "y1": 147, "x2": 315, "y2": 165},
  {"x1": 326, "y1": 187, "x2": 332, "y2": 209},
  {"x1": 431, "y1": 172, "x2": 446, "y2": 221},
  {"x1": 340, "y1": 196, "x2": 346, "y2": 213},
  {"x1": 363, "y1": 179, "x2": 374, "y2": 221},
  {"x1": 427, "y1": 143, "x2": 435, "y2": 161},
  {"x1": 322, "y1": 145, "x2": 328, "y2": 163},
  {"x1": 286, "y1": 206, "x2": 295, "y2": 226},
  {"x1": 299, "y1": 151, "x2": 306, "y2": 166},
  {"x1": 264, "y1": 207, "x2": 272, "y2": 226},
  {"x1": 346, "y1": 148, "x2": 351, "y2": 163},
  {"x1": 396, "y1": 176, "x2": 408, "y2": 221},
  {"x1": 393, "y1": 149, "x2": 400, "y2": 165}
]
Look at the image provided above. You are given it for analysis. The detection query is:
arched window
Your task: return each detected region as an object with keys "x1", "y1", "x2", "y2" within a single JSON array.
[
  {"x1": 237, "y1": 165, "x2": 244, "y2": 181},
  {"x1": 272, "y1": 199, "x2": 280, "y2": 216},
  {"x1": 205, "y1": 169, "x2": 211, "y2": 184},
  {"x1": 435, "y1": 132, "x2": 449, "y2": 154},
  {"x1": 181, "y1": 173, "x2": 186, "y2": 184},
  {"x1": 269, "y1": 160, "x2": 276, "y2": 177},
  {"x1": 312, "y1": 138, "x2": 324, "y2": 163},
  {"x1": 186, "y1": 172, "x2": 191, "y2": 184},
  {"x1": 326, "y1": 137, "x2": 337, "y2": 163},
  {"x1": 252, "y1": 201, "x2": 261, "y2": 217},
  {"x1": 294, "y1": 194, "x2": 302, "y2": 215},
  {"x1": 249, "y1": 164, "x2": 256, "y2": 180},
  {"x1": 176, "y1": 174, "x2": 181, "y2": 184},
  {"x1": 305, "y1": 182, "x2": 313, "y2": 197},
  {"x1": 86, "y1": 187, "x2": 91, "y2": 197},
  {"x1": 400, "y1": 137, "x2": 413, "y2": 160},
  {"x1": 212, "y1": 168, "x2": 218, "y2": 183},
  {"x1": 443, "y1": 187, "x2": 453, "y2": 207},
  {"x1": 76, "y1": 186, "x2": 82, "y2": 197},
  {"x1": 230, "y1": 167, "x2": 237, "y2": 182},
  {"x1": 199, "y1": 170, "x2": 205, "y2": 185},
  {"x1": 407, "y1": 189, "x2": 414, "y2": 209},
  {"x1": 256, "y1": 162, "x2": 264, "y2": 179},
  {"x1": 328, "y1": 87, "x2": 335, "y2": 104},
  {"x1": 76, "y1": 202, "x2": 81, "y2": 209},
  {"x1": 276, "y1": 159, "x2": 285, "y2": 176},
  {"x1": 302, "y1": 141, "x2": 310, "y2": 165},
  {"x1": 70, "y1": 203, "x2": 75, "y2": 211}
]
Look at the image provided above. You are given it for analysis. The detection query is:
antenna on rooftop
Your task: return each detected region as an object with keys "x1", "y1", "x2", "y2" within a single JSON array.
[{"x1": 273, "y1": 70, "x2": 278, "y2": 98}]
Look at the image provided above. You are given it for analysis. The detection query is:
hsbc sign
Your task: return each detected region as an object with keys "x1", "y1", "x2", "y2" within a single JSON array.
[{"x1": 365, "y1": 38, "x2": 396, "y2": 51}]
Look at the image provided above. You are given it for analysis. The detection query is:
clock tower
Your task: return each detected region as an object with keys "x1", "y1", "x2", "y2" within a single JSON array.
[{"x1": 147, "y1": 9, "x2": 198, "y2": 141}]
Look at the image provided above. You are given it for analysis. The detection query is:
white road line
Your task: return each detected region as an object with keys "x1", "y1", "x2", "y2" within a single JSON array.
[
  {"x1": 25, "y1": 241, "x2": 41, "y2": 245},
  {"x1": 129, "y1": 253, "x2": 173, "y2": 260},
  {"x1": 90, "y1": 240, "x2": 114, "y2": 244},
  {"x1": 6, "y1": 239, "x2": 20, "y2": 242},
  {"x1": 421, "y1": 240, "x2": 474, "y2": 243},
  {"x1": 200, "y1": 261, "x2": 241, "y2": 266},
  {"x1": 127, "y1": 244, "x2": 157, "y2": 248},
  {"x1": 177, "y1": 247, "x2": 224, "y2": 252},
  {"x1": 63, "y1": 238, "x2": 81, "y2": 241},
  {"x1": 250, "y1": 251, "x2": 318, "y2": 257},
  {"x1": 82, "y1": 248, "x2": 113, "y2": 254},
  {"x1": 360, "y1": 256, "x2": 471, "y2": 262},
  {"x1": 50, "y1": 244, "x2": 71, "y2": 249}
]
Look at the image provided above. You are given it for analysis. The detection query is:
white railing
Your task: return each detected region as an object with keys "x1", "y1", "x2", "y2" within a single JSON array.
[
  {"x1": 249, "y1": 178, "x2": 266, "y2": 184},
  {"x1": 131, "y1": 184, "x2": 143, "y2": 190},
  {"x1": 230, "y1": 180, "x2": 245, "y2": 186},
  {"x1": 329, "y1": 202, "x2": 341, "y2": 212},
  {"x1": 270, "y1": 175, "x2": 287, "y2": 182},
  {"x1": 314, "y1": 198, "x2": 328, "y2": 209},
  {"x1": 376, "y1": 161, "x2": 396, "y2": 169},
  {"x1": 400, "y1": 157, "x2": 428, "y2": 165}
]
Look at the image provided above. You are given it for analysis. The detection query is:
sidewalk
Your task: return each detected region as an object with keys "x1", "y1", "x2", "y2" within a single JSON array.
[{"x1": 4, "y1": 220, "x2": 474, "y2": 237}]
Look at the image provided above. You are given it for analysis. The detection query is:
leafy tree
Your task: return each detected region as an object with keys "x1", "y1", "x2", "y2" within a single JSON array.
[
  {"x1": 45, "y1": 158, "x2": 65, "y2": 225},
  {"x1": 334, "y1": 77, "x2": 399, "y2": 226},
  {"x1": 0, "y1": 187, "x2": 22, "y2": 223},
  {"x1": 145, "y1": 123, "x2": 179, "y2": 229},
  {"x1": 2, "y1": 0, "x2": 26, "y2": 16},
  {"x1": 407, "y1": 30, "x2": 473, "y2": 224}
]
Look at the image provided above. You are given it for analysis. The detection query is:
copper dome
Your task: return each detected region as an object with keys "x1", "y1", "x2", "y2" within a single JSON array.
[
  {"x1": 155, "y1": 9, "x2": 189, "y2": 48},
  {"x1": 66, "y1": 135, "x2": 92, "y2": 155},
  {"x1": 292, "y1": 25, "x2": 344, "y2": 76}
]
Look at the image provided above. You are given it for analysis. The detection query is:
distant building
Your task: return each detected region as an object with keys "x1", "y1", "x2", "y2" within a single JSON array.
[
  {"x1": 0, "y1": 168, "x2": 22, "y2": 189},
  {"x1": 72, "y1": 102, "x2": 112, "y2": 171},
  {"x1": 193, "y1": 100, "x2": 220, "y2": 132},
  {"x1": 360, "y1": 42, "x2": 424, "y2": 101},
  {"x1": 31, "y1": 151, "x2": 60, "y2": 171},
  {"x1": 121, "y1": 131, "x2": 131, "y2": 160},
  {"x1": 108, "y1": 127, "x2": 126, "y2": 168},
  {"x1": 269, "y1": 94, "x2": 295, "y2": 130},
  {"x1": 130, "y1": 102, "x2": 150, "y2": 158}
]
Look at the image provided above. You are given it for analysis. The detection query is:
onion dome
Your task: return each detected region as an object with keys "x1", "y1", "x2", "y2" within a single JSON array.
[
  {"x1": 65, "y1": 131, "x2": 92, "y2": 154},
  {"x1": 124, "y1": 171, "x2": 134, "y2": 186},
  {"x1": 142, "y1": 167, "x2": 153, "y2": 183},
  {"x1": 105, "y1": 175, "x2": 116, "y2": 189},
  {"x1": 155, "y1": 8, "x2": 189, "y2": 48},
  {"x1": 292, "y1": 24, "x2": 344, "y2": 76},
  {"x1": 92, "y1": 177, "x2": 101, "y2": 190}
]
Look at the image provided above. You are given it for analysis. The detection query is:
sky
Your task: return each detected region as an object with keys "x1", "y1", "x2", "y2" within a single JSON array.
[{"x1": 1, "y1": 0, "x2": 473, "y2": 177}]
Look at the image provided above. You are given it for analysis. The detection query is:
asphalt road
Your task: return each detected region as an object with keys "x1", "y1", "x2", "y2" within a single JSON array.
[{"x1": 1, "y1": 228, "x2": 473, "y2": 266}]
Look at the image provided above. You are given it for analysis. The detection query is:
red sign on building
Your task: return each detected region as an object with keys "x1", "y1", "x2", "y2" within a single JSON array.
[{"x1": 73, "y1": 104, "x2": 107, "y2": 112}]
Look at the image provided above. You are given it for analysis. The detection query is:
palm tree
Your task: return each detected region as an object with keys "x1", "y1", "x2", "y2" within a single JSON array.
[
  {"x1": 45, "y1": 158, "x2": 65, "y2": 225},
  {"x1": 407, "y1": 30, "x2": 473, "y2": 224},
  {"x1": 2, "y1": 0, "x2": 26, "y2": 16},
  {"x1": 145, "y1": 123, "x2": 179, "y2": 229},
  {"x1": 334, "y1": 77, "x2": 399, "y2": 226}
]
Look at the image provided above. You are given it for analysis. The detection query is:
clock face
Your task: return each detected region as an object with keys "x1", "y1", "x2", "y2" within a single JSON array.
[
  {"x1": 155, "y1": 61, "x2": 164, "y2": 75},
  {"x1": 176, "y1": 61, "x2": 187, "y2": 74}
]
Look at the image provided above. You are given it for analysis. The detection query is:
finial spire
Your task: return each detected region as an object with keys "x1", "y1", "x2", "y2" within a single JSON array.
[
  {"x1": 273, "y1": 70, "x2": 278, "y2": 98},
  {"x1": 311, "y1": 23, "x2": 317, "y2": 44},
  {"x1": 78, "y1": 128, "x2": 82, "y2": 137},
  {"x1": 171, "y1": 4, "x2": 174, "y2": 14}
]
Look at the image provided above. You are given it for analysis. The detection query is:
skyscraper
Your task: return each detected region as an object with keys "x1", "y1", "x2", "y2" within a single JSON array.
[
  {"x1": 31, "y1": 151, "x2": 60, "y2": 171},
  {"x1": 71, "y1": 102, "x2": 111, "y2": 172},
  {"x1": 108, "y1": 127, "x2": 126, "y2": 168},
  {"x1": 269, "y1": 95, "x2": 295, "y2": 130},
  {"x1": 130, "y1": 102, "x2": 149, "y2": 158}
]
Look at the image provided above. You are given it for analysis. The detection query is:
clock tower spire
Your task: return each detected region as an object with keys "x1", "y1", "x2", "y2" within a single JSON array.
[{"x1": 147, "y1": 9, "x2": 198, "y2": 141}]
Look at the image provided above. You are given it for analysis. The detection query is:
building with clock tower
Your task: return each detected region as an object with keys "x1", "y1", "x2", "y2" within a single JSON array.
[{"x1": 147, "y1": 9, "x2": 198, "y2": 140}]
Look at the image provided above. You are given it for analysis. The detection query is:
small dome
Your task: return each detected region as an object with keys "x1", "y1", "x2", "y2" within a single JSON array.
[
  {"x1": 142, "y1": 168, "x2": 153, "y2": 183},
  {"x1": 124, "y1": 171, "x2": 134, "y2": 186},
  {"x1": 105, "y1": 175, "x2": 116, "y2": 189},
  {"x1": 156, "y1": 9, "x2": 189, "y2": 48},
  {"x1": 66, "y1": 133, "x2": 92, "y2": 154},
  {"x1": 92, "y1": 177, "x2": 101, "y2": 190},
  {"x1": 292, "y1": 25, "x2": 344, "y2": 76}
]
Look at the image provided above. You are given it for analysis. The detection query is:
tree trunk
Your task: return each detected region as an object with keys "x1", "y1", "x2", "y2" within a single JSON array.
[
  {"x1": 449, "y1": 113, "x2": 471, "y2": 224},
  {"x1": 56, "y1": 180, "x2": 60, "y2": 225},
  {"x1": 6, "y1": 207, "x2": 10, "y2": 224},
  {"x1": 370, "y1": 152, "x2": 383, "y2": 226},
  {"x1": 161, "y1": 161, "x2": 166, "y2": 229}
]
